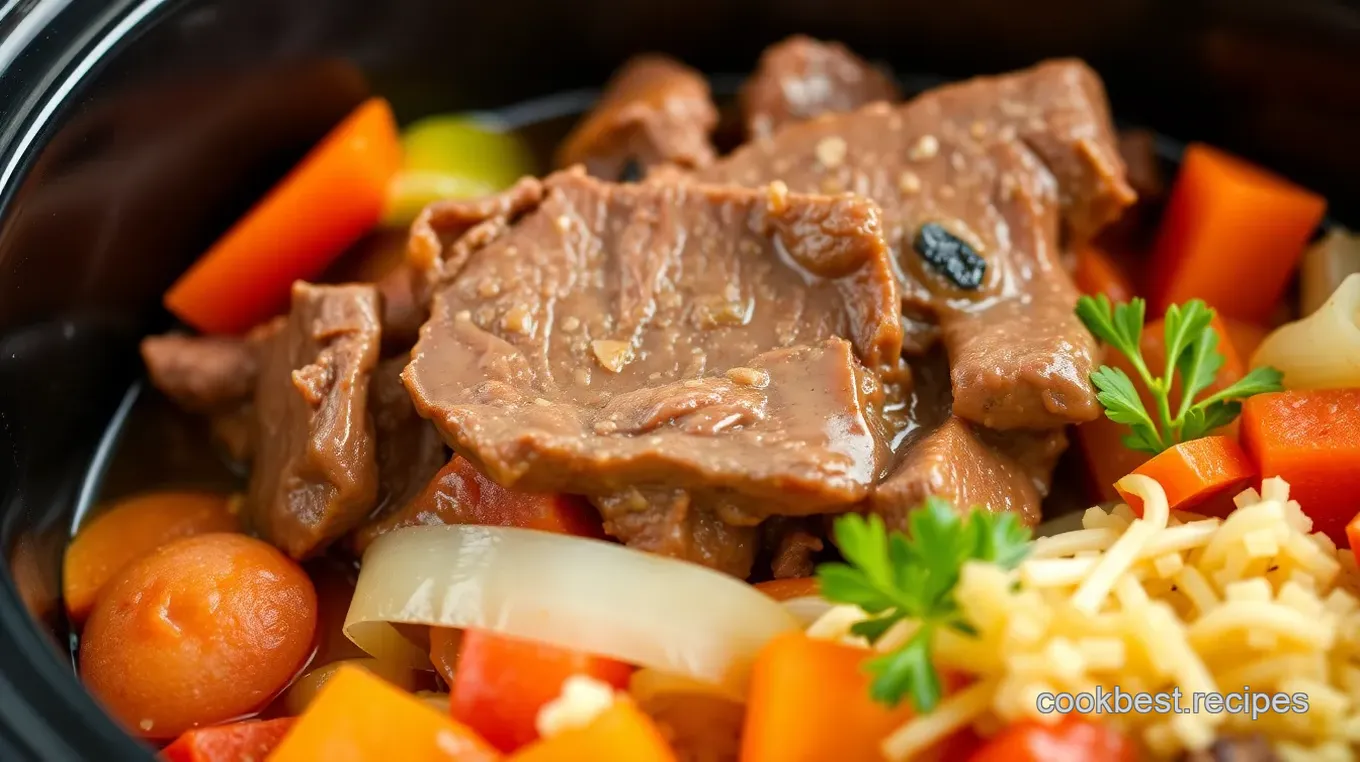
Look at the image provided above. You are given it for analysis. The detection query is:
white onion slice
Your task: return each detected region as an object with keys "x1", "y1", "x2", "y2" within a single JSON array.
[
  {"x1": 344, "y1": 525, "x2": 800, "y2": 692},
  {"x1": 780, "y1": 595, "x2": 835, "y2": 627}
]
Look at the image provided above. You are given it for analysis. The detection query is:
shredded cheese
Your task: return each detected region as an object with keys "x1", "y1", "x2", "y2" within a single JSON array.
[{"x1": 806, "y1": 476, "x2": 1360, "y2": 760}]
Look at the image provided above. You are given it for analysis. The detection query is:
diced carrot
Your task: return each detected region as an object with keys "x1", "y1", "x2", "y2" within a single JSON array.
[
  {"x1": 1149, "y1": 143, "x2": 1326, "y2": 323},
  {"x1": 507, "y1": 699, "x2": 676, "y2": 762},
  {"x1": 353, "y1": 457, "x2": 603, "y2": 553},
  {"x1": 63, "y1": 491, "x2": 237, "y2": 624},
  {"x1": 754, "y1": 577, "x2": 819, "y2": 601},
  {"x1": 1074, "y1": 245, "x2": 1136, "y2": 304},
  {"x1": 1116, "y1": 436, "x2": 1256, "y2": 518},
  {"x1": 1219, "y1": 317, "x2": 1271, "y2": 362},
  {"x1": 1240, "y1": 389, "x2": 1360, "y2": 546},
  {"x1": 1348, "y1": 514, "x2": 1360, "y2": 564},
  {"x1": 451, "y1": 629, "x2": 634, "y2": 753},
  {"x1": 1076, "y1": 414, "x2": 1152, "y2": 504},
  {"x1": 967, "y1": 717, "x2": 1135, "y2": 762},
  {"x1": 739, "y1": 631, "x2": 917, "y2": 762},
  {"x1": 161, "y1": 718, "x2": 294, "y2": 762},
  {"x1": 268, "y1": 664, "x2": 500, "y2": 762},
  {"x1": 165, "y1": 98, "x2": 402, "y2": 334}
]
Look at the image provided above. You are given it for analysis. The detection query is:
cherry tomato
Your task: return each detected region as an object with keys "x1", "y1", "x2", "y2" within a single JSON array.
[{"x1": 80, "y1": 533, "x2": 316, "y2": 739}]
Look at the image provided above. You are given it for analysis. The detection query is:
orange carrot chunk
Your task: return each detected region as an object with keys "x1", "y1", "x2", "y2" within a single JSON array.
[
  {"x1": 1150, "y1": 143, "x2": 1326, "y2": 324},
  {"x1": 1074, "y1": 245, "x2": 1136, "y2": 304},
  {"x1": 451, "y1": 629, "x2": 634, "y2": 753},
  {"x1": 268, "y1": 664, "x2": 501, "y2": 762},
  {"x1": 1241, "y1": 389, "x2": 1360, "y2": 546},
  {"x1": 740, "y1": 631, "x2": 917, "y2": 762},
  {"x1": 1348, "y1": 514, "x2": 1360, "y2": 565},
  {"x1": 353, "y1": 457, "x2": 603, "y2": 553},
  {"x1": 967, "y1": 717, "x2": 1135, "y2": 762},
  {"x1": 165, "y1": 97, "x2": 401, "y2": 334},
  {"x1": 63, "y1": 491, "x2": 237, "y2": 624},
  {"x1": 753, "y1": 577, "x2": 819, "y2": 601},
  {"x1": 161, "y1": 718, "x2": 294, "y2": 762},
  {"x1": 507, "y1": 700, "x2": 675, "y2": 762},
  {"x1": 1116, "y1": 436, "x2": 1256, "y2": 518}
]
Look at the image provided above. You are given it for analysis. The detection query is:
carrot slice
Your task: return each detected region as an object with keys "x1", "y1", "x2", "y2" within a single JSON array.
[
  {"x1": 1348, "y1": 514, "x2": 1360, "y2": 564},
  {"x1": 268, "y1": 664, "x2": 501, "y2": 762},
  {"x1": 1115, "y1": 436, "x2": 1256, "y2": 518},
  {"x1": 1149, "y1": 143, "x2": 1326, "y2": 323},
  {"x1": 165, "y1": 97, "x2": 401, "y2": 334},
  {"x1": 740, "y1": 631, "x2": 918, "y2": 762},
  {"x1": 1240, "y1": 389, "x2": 1360, "y2": 546},
  {"x1": 966, "y1": 717, "x2": 1134, "y2": 762},
  {"x1": 353, "y1": 457, "x2": 603, "y2": 553},
  {"x1": 1074, "y1": 245, "x2": 1136, "y2": 304},
  {"x1": 161, "y1": 718, "x2": 294, "y2": 762},
  {"x1": 507, "y1": 700, "x2": 675, "y2": 762},
  {"x1": 450, "y1": 629, "x2": 634, "y2": 753},
  {"x1": 1219, "y1": 317, "x2": 1271, "y2": 362},
  {"x1": 753, "y1": 577, "x2": 819, "y2": 601},
  {"x1": 63, "y1": 491, "x2": 237, "y2": 624}
]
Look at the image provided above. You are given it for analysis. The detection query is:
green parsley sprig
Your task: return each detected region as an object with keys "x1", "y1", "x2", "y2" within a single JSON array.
[
  {"x1": 1075, "y1": 294, "x2": 1283, "y2": 454},
  {"x1": 815, "y1": 499, "x2": 1031, "y2": 712}
]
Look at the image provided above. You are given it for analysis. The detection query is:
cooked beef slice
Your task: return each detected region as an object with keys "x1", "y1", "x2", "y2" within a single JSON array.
[
  {"x1": 761, "y1": 517, "x2": 827, "y2": 579},
  {"x1": 402, "y1": 170, "x2": 904, "y2": 575},
  {"x1": 741, "y1": 35, "x2": 900, "y2": 139},
  {"x1": 141, "y1": 333, "x2": 259, "y2": 413},
  {"x1": 594, "y1": 487, "x2": 760, "y2": 577},
  {"x1": 556, "y1": 56, "x2": 717, "y2": 180},
  {"x1": 368, "y1": 356, "x2": 448, "y2": 524},
  {"x1": 700, "y1": 59, "x2": 1135, "y2": 429},
  {"x1": 408, "y1": 176, "x2": 544, "y2": 286},
  {"x1": 871, "y1": 416, "x2": 1066, "y2": 527},
  {"x1": 246, "y1": 282, "x2": 381, "y2": 559},
  {"x1": 1118, "y1": 128, "x2": 1165, "y2": 203}
]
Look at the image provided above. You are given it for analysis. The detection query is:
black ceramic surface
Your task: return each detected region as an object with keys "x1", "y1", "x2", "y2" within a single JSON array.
[{"x1": 2, "y1": 0, "x2": 1358, "y2": 759}]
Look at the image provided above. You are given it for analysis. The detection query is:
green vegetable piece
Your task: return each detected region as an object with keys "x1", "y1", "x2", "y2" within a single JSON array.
[
  {"x1": 816, "y1": 503, "x2": 1032, "y2": 712},
  {"x1": 382, "y1": 115, "x2": 537, "y2": 227}
]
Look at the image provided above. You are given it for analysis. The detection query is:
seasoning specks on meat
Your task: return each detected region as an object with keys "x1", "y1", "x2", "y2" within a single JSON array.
[{"x1": 402, "y1": 170, "x2": 906, "y2": 575}]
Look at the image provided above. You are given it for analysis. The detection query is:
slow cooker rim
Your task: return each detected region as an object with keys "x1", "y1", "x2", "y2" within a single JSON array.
[{"x1": 0, "y1": 0, "x2": 176, "y2": 758}]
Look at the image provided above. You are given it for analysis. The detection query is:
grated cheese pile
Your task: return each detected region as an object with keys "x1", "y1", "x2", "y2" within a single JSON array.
[{"x1": 809, "y1": 475, "x2": 1360, "y2": 762}]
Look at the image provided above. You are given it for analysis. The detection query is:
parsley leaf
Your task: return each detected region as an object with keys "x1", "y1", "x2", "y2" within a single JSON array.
[
  {"x1": 816, "y1": 504, "x2": 1032, "y2": 712},
  {"x1": 1075, "y1": 295, "x2": 1284, "y2": 454}
]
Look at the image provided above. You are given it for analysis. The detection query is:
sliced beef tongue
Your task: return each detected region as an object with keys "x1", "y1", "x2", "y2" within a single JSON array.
[
  {"x1": 141, "y1": 333, "x2": 260, "y2": 413},
  {"x1": 872, "y1": 417, "x2": 1066, "y2": 528},
  {"x1": 556, "y1": 55, "x2": 718, "y2": 181},
  {"x1": 741, "y1": 35, "x2": 901, "y2": 140},
  {"x1": 368, "y1": 356, "x2": 449, "y2": 529},
  {"x1": 700, "y1": 59, "x2": 1136, "y2": 430},
  {"x1": 247, "y1": 282, "x2": 382, "y2": 559},
  {"x1": 403, "y1": 169, "x2": 905, "y2": 576}
]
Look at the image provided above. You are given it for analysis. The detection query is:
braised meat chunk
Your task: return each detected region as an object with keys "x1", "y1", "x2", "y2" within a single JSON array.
[
  {"x1": 247, "y1": 282, "x2": 382, "y2": 559},
  {"x1": 403, "y1": 170, "x2": 905, "y2": 575},
  {"x1": 741, "y1": 35, "x2": 900, "y2": 139},
  {"x1": 702, "y1": 59, "x2": 1135, "y2": 430},
  {"x1": 872, "y1": 417, "x2": 1067, "y2": 528},
  {"x1": 557, "y1": 56, "x2": 717, "y2": 180},
  {"x1": 141, "y1": 333, "x2": 259, "y2": 413}
]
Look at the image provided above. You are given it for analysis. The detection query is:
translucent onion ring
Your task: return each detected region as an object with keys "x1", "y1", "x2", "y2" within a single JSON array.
[{"x1": 344, "y1": 525, "x2": 800, "y2": 692}]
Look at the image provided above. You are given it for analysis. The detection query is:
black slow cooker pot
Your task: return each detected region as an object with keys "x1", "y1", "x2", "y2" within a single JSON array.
[{"x1": 1, "y1": 0, "x2": 1358, "y2": 758}]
